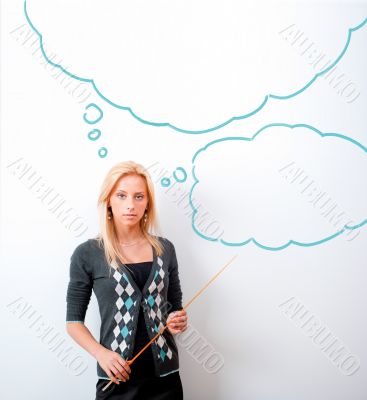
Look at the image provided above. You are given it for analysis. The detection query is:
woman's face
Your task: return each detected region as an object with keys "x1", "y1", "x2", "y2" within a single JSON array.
[{"x1": 109, "y1": 174, "x2": 149, "y2": 226}]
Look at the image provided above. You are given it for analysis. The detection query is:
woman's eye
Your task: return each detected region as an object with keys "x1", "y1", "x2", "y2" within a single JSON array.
[{"x1": 117, "y1": 194, "x2": 143, "y2": 199}]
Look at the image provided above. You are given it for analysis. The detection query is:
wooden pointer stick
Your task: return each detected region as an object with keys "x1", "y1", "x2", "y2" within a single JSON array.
[{"x1": 102, "y1": 253, "x2": 238, "y2": 391}]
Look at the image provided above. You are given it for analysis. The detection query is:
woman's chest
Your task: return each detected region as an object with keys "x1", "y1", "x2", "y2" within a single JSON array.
[{"x1": 125, "y1": 262, "x2": 153, "y2": 291}]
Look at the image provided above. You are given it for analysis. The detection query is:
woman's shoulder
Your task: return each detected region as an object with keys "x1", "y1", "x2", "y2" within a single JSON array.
[
  {"x1": 155, "y1": 235, "x2": 176, "y2": 254},
  {"x1": 71, "y1": 237, "x2": 103, "y2": 258},
  {"x1": 154, "y1": 234, "x2": 170, "y2": 245}
]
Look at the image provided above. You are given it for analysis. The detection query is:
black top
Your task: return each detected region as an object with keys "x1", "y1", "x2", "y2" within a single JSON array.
[{"x1": 125, "y1": 261, "x2": 156, "y2": 378}]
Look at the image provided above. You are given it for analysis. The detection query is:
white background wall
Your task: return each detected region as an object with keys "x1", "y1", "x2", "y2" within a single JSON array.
[{"x1": 1, "y1": 0, "x2": 366, "y2": 399}]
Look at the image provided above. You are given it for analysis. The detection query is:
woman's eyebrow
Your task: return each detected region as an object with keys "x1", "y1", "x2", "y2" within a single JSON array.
[{"x1": 116, "y1": 190, "x2": 145, "y2": 194}]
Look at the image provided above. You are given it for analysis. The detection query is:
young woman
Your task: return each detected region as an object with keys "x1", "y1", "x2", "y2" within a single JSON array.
[{"x1": 66, "y1": 161, "x2": 188, "y2": 399}]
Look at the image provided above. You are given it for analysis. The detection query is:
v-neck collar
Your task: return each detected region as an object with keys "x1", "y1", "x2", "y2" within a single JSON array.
[{"x1": 116, "y1": 243, "x2": 158, "y2": 296}]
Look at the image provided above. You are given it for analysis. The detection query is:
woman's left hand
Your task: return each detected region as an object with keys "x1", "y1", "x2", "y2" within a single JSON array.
[{"x1": 167, "y1": 309, "x2": 188, "y2": 334}]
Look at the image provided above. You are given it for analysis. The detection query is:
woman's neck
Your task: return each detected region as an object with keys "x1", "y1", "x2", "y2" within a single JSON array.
[{"x1": 115, "y1": 224, "x2": 144, "y2": 244}]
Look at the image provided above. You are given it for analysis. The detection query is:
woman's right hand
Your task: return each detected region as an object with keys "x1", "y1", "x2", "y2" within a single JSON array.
[{"x1": 95, "y1": 346, "x2": 131, "y2": 384}]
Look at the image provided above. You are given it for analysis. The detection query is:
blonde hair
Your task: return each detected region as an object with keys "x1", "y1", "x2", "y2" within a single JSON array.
[{"x1": 95, "y1": 160, "x2": 164, "y2": 272}]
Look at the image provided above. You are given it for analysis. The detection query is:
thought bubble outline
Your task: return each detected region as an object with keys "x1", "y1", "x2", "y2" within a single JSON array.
[
  {"x1": 189, "y1": 122, "x2": 367, "y2": 250},
  {"x1": 24, "y1": 1, "x2": 367, "y2": 134}
]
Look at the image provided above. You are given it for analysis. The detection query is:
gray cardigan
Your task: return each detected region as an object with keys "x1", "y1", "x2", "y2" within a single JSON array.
[{"x1": 66, "y1": 236, "x2": 183, "y2": 379}]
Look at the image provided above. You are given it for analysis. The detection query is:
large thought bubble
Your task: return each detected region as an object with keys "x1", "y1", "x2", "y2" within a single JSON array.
[{"x1": 25, "y1": 0, "x2": 366, "y2": 131}]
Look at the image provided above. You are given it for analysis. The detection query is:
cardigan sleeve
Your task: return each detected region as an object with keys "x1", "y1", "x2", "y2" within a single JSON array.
[
  {"x1": 166, "y1": 242, "x2": 183, "y2": 313},
  {"x1": 66, "y1": 245, "x2": 93, "y2": 323}
]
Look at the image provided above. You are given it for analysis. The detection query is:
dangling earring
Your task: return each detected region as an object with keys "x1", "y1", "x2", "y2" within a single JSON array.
[
  {"x1": 107, "y1": 207, "x2": 112, "y2": 220},
  {"x1": 144, "y1": 209, "x2": 148, "y2": 224}
]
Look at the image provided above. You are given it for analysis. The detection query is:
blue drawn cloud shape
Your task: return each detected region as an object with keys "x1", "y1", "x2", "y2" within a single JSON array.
[
  {"x1": 189, "y1": 123, "x2": 367, "y2": 250},
  {"x1": 24, "y1": 1, "x2": 367, "y2": 135}
]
